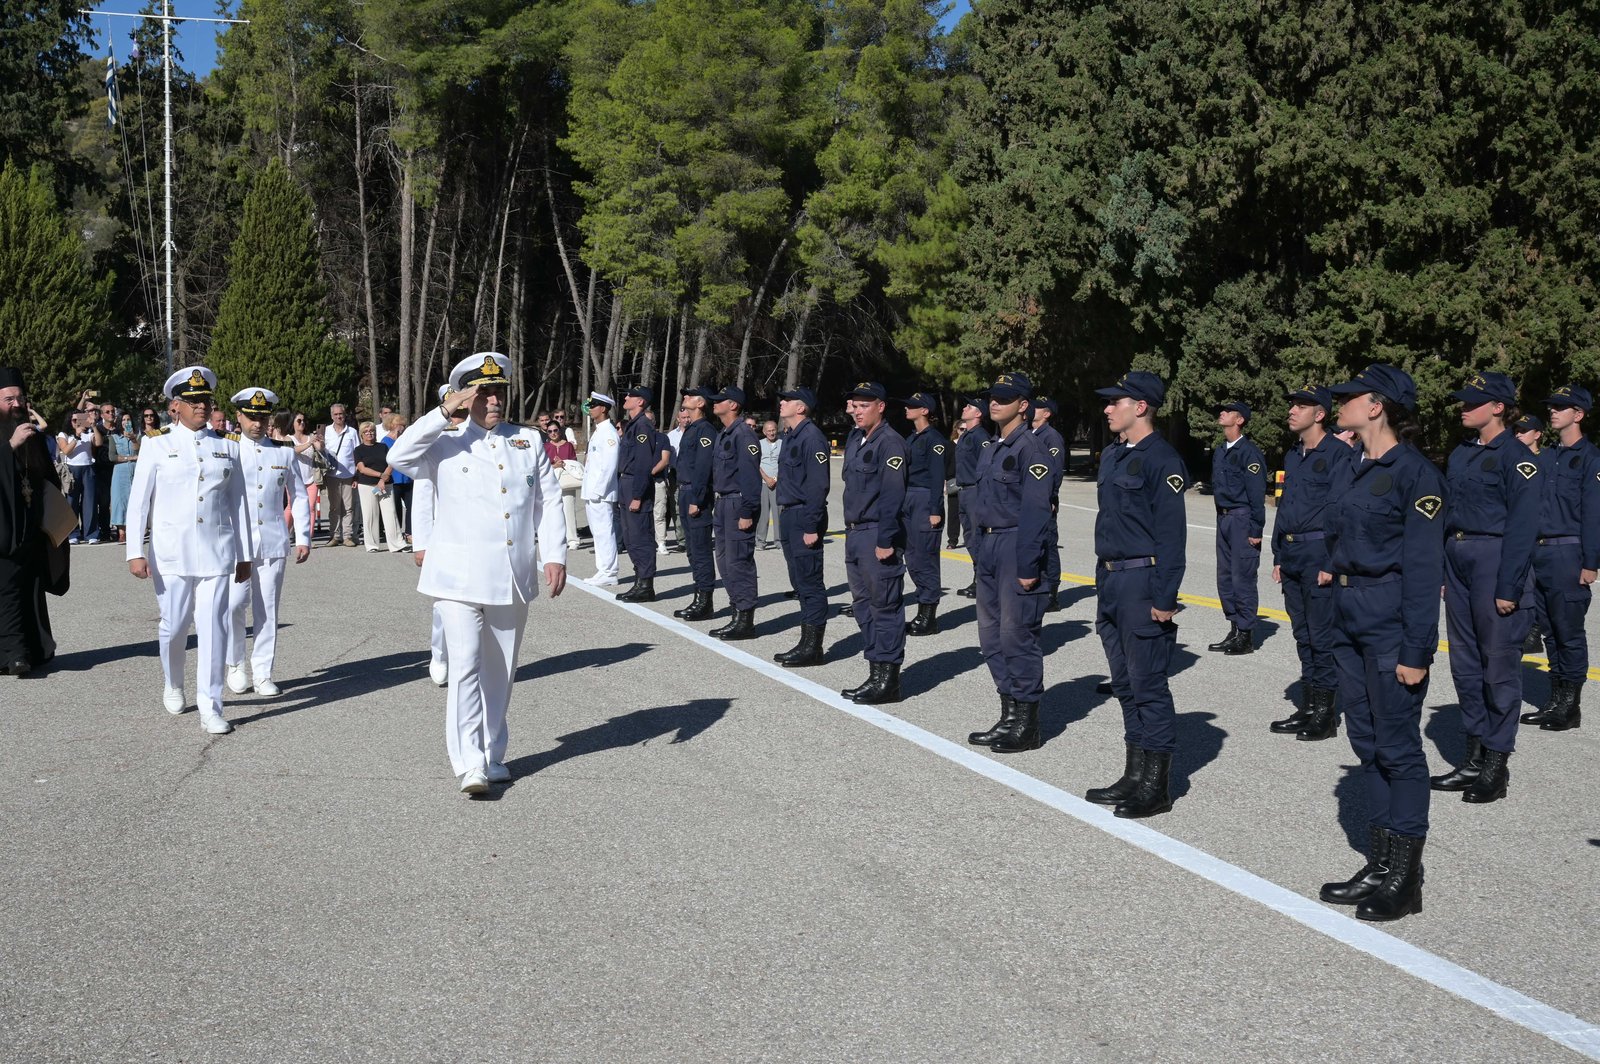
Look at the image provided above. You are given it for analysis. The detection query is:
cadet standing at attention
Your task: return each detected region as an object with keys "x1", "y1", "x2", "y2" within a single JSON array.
[
  {"x1": 840, "y1": 382, "x2": 908, "y2": 705},
  {"x1": 1031, "y1": 395, "x2": 1067, "y2": 613},
  {"x1": 224, "y1": 387, "x2": 311, "y2": 698},
  {"x1": 772, "y1": 387, "x2": 832, "y2": 668},
  {"x1": 1208, "y1": 401, "x2": 1267, "y2": 655},
  {"x1": 1317, "y1": 364, "x2": 1443, "y2": 921},
  {"x1": 1268, "y1": 385, "x2": 1354, "y2": 741},
  {"x1": 708, "y1": 386, "x2": 762, "y2": 640},
  {"x1": 1428, "y1": 372, "x2": 1540, "y2": 805},
  {"x1": 672, "y1": 387, "x2": 719, "y2": 622},
  {"x1": 1084, "y1": 371, "x2": 1188, "y2": 819},
  {"x1": 964, "y1": 373, "x2": 1054, "y2": 754},
  {"x1": 953, "y1": 398, "x2": 991, "y2": 599},
  {"x1": 124, "y1": 366, "x2": 254, "y2": 735},
  {"x1": 1521, "y1": 385, "x2": 1599, "y2": 732},
  {"x1": 900, "y1": 391, "x2": 946, "y2": 637},
  {"x1": 615, "y1": 387, "x2": 659, "y2": 602}
]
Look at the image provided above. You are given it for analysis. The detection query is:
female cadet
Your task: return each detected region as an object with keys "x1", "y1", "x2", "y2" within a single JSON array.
[
  {"x1": 1317, "y1": 364, "x2": 1444, "y2": 922},
  {"x1": 1428, "y1": 372, "x2": 1540, "y2": 804}
]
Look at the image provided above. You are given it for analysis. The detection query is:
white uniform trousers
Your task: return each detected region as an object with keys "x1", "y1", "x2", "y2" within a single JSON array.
[
  {"x1": 430, "y1": 602, "x2": 447, "y2": 668},
  {"x1": 653, "y1": 486, "x2": 671, "y2": 547},
  {"x1": 585, "y1": 500, "x2": 619, "y2": 581},
  {"x1": 150, "y1": 556, "x2": 230, "y2": 715},
  {"x1": 436, "y1": 599, "x2": 528, "y2": 776},
  {"x1": 227, "y1": 555, "x2": 287, "y2": 680}
]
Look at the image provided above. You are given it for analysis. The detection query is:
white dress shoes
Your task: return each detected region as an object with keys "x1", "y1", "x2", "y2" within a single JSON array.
[
  {"x1": 459, "y1": 770, "x2": 489, "y2": 795},
  {"x1": 486, "y1": 762, "x2": 512, "y2": 783},
  {"x1": 254, "y1": 677, "x2": 281, "y2": 696},
  {"x1": 163, "y1": 687, "x2": 186, "y2": 715},
  {"x1": 428, "y1": 659, "x2": 448, "y2": 687},
  {"x1": 225, "y1": 663, "x2": 251, "y2": 695},
  {"x1": 199, "y1": 711, "x2": 233, "y2": 735}
]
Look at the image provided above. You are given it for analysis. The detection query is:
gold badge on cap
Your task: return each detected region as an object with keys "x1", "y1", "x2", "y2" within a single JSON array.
[
  {"x1": 188, "y1": 370, "x2": 207, "y2": 388},
  {"x1": 481, "y1": 355, "x2": 503, "y2": 377}
]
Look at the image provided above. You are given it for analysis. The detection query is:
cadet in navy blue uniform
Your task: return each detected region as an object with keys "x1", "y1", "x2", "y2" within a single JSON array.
[
  {"x1": 964, "y1": 373, "x2": 1055, "y2": 754},
  {"x1": 772, "y1": 387, "x2": 832, "y2": 668},
  {"x1": 1428, "y1": 371, "x2": 1540, "y2": 805},
  {"x1": 707, "y1": 386, "x2": 762, "y2": 640},
  {"x1": 1083, "y1": 371, "x2": 1189, "y2": 819},
  {"x1": 672, "y1": 387, "x2": 719, "y2": 621},
  {"x1": 953, "y1": 397, "x2": 991, "y2": 598},
  {"x1": 1512, "y1": 414, "x2": 1556, "y2": 663},
  {"x1": 1269, "y1": 385, "x2": 1355, "y2": 740},
  {"x1": 839, "y1": 382, "x2": 908, "y2": 704},
  {"x1": 901, "y1": 391, "x2": 946, "y2": 636},
  {"x1": 1208, "y1": 401, "x2": 1268, "y2": 655},
  {"x1": 1317, "y1": 364, "x2": 1443, "y2": 922},
  {"x1": 1521, "y1": 387, "x2": 1598, "y2": 732},
  {"x1": 1031, "y1": 396, "x2": 1067, "y2": 612},
  {"x1": 615, "y1": 386, "x2": 659, "y2": 602}
]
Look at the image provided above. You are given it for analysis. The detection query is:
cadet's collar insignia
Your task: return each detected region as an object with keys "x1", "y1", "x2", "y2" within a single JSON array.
[
  {"x1": 1166, "y1": 474, "x2": 1185, "y2": 494},
  {"x1": 700, "y1": 436, "x2": 711, "y2": 447},
  {"x1": 1516, "y1": 461, "x2": 1538, "y2": 480},
  {"x1": 1049, "y1": 446, "x2": 1060, "y2": 456},
  {"x1": 886, "y1": 455, "x2": 904, "y2": 470},
  {"x1": 637, "y1": 433, "x2": 649, "y2": 443},
  {"x1": 1029, "y1": 463, "x2": 1049, "y2": 480},
  {"x1": 509, "y1": 438, "x2": 531, "y2": 449},
  {"x1": 1247, "y1": 462, "x2": 1262, "y2": 474},
  {"x1": 188, "y1": 370, "x2": 207, "y2": 388},
  {"x1": 747, "y1": 443, "x2": 759, "y2": 456},
  {"x1": 815, "y1": 451, "x2": 828, "y2": 464},
  {"x1": 480, "y1": 354, "x2": 503, "y2": 378},
  {"x1": 934, "y1": 444, "x2": 946, "y2": 454},
  {"x1": 1414, "y1": 495, "x2": 1443, "y2": 520}
]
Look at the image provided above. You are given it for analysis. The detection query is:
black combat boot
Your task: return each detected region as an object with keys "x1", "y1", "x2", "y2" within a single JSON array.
[
  {"x1": 1461, "y1": 748, "x2": 1510, "y2": 804},
  {"x1": 1207, "y1": 623, "x2": 1239, "y2": 652},
  {"x1": 1519, "y1": 678, "x2": 1562, "y2": 726},
  {"x1": 1320, "y1": 825, "x2": 1392, "y2": 905},
  {"x1": 906, "y1": 603, "x2": 940, "y2": 636},
  {"x1": 1045, "y1": 583, "x2": 1062, "y2": 613},
  {"x1": 1429, "y1": 736, "x2": 1484, "y2": 791},
  {"x1": 1295, "y1": 687, "x2": 1340, "y2": 742},
  {"x1": 673, "y1": 588, "x2": 713, "y2": 621},
  {"x1": 989, "y1": 701, "x2": 1040, "y2": 753},
  {"x1": 1113, "y1": 750, "x2": 1172, "y2": 819},
  {"x1": 774, "y1": 624, "x2": 825, "y2": 667},
  {"x1": 1541, "y1": 678, "x2": 1583, "y2": 732},
  {"x1": 715, "y1": 609, "x2": 755, "y2": 641},
  {"x1": 1224, "y1": 626, "x2": 1255, "y2": 655},
  {"x1": 618, "y1": 578, "x2": 655, "y2": 603},
  {"x1": 1356, "y1": 833, "x2": 1425, "y2": 922},
  {"x1": 1086, "y1": 744, "x2": 1144, "y2": 805},
  {"x1": 842, "y1": 661, "x2": 884, "y2": 700},
  {"x1": 1269, "y1": 691, "x2": 1311, "y2": 734},
  {"x1": 957, "y1": 580, "x2": 976, "y2": 599},
  {"x1": 968, "y1": 695, "x2": 1016, "y2": 746},
  {"x1": 1523, "y1": 624, "x2": 1544, "y2": 654},
  {"x1": 850, "y1": 663, "x2": 902, "y2": 705}
]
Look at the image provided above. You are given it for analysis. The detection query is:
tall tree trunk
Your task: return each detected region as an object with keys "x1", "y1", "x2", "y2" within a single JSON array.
[
  {"x1": 659, "y1": 311, "x2": 674, "y2": 411},
  {"x1": 675, "y1": 302, "x2": 690, "y2": 393},
  {"x1": 597, "y1": 293, "x2": 624, "y2": 395},
  {"x1": 396, "y1": 155, "x2": 415, "y2": 413},
  {"x1": 411, "y1": 186, "x2": 446, "y2": 402},
  {"x1": 353, "y1": 67, "x2": 381, "y2": 413},
  {"x1": 420, "y1": 211, "x2": 459, "y2": 398},
  {"x1": 736, "y1": 231, "x2": 791, "y2": 388},
  {"x1": 489, "y1": 129, "x2": 526, "y2": 352},
  {"x1": 543, "y1": 149, "x2": 599, "y2": 370},
  {"x1": 783, "y1": 284, "x2": 820, "y2": 391},
  {"x1": 688, "y1": 325, "x2": 710, "y2": 388}
]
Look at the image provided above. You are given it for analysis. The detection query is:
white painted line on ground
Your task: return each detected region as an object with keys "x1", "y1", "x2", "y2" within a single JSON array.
[{"x1": 572, "y1": 576, "x2": 1600, "y2": 1062}]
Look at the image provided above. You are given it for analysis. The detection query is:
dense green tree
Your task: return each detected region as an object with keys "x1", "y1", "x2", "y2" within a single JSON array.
[{"x1": 0, "y1": 3, "x2": 96, "y2": 193}]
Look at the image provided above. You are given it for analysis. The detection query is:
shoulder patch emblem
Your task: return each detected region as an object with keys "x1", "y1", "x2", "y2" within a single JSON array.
[
  {"x1": 886, "y1": 455, "x2": 904, "y2": 470},
  {"x1": 637, "y1": 433, "x2": 649, "y2": 443},
  {"x1": 699, "y1": 436, "x2": 711, "y2": 447},
  {"x1": 607, "y1": 438, "x2": 617, "y2": 447},
  {"x1": 815, "y1": 451, "x2": 828, "y2": 464},
  {"x1": 1414, "y1": 495, "x2": 1443, "y2": 520},
  {"x1": 1166, "y1": 474, "x2": 1185, "y2": 494},
  {"x1": 1050, "y1": 446, "x2": 1061, "y2": 456},
  {"x1": 981, "y1": 440, "x2": 992, "y2": 448},
  {"x1": 748, "y1": 443, "x2": 759, "y2": 456},
  {"x1": 1516, "y1": 461, "x2": 1538, "y2": 480},
  {"x1": 146, "y1": 427, "x2": 169, "y2": 438},
  {"x1": 933, "y1": 444, "x2": 946, "y2": 455},
  {"x1": 1029, "y1": 463, "x2": 1049, "y2": 480},
  {"x1": 225, "y1": 431, "x2": 241, "y2": 442},
  {"x1": 1247, "y1": 462, "x2": 1262, "y2": 474}
]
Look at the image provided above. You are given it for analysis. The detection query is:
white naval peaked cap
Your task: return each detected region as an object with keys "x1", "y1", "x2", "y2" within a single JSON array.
[
  {"x1": 438, "y1": 384, "x2": 451, "y2": 402},
  {"x1": 230, "y1": 387, "x2": 279, "y2": 414},
  {"x1": 163, "y1": 365, "x2": 217, "y2": 400},
  {"x1": 448, "y1": 351, "x2": 514, "y2": 393},
  {"x1": 588, "y1": 390, "x2": 615, "y2": 408}
]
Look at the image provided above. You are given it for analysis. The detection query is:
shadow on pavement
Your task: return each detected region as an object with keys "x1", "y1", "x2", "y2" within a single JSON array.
[
  {"x1": 517, "y1": 641, "x2": 654, "y2": 681},
  {"x1": 1040, "y1": 675, "x2": 1110, "y2": 743},
  {"x1": 506, "y1": 697, "x2": 733, "y2": 781},
  {"x1": 48, "y1": 638, "x2": 161, "y2": 672},
  {"x1": 1334, "y1": 764, "x2": 1371, "y2": 853},
  {"x1": 1171, "y1": 710, "x2": 1227, "y2": 799},
  {"x1": 233, "y1": 649, "x2": 426, "y2": 725},
  {"x1": 1424, "y1": 703, "x2": 1466, "y2": 764},
  {"x1": 903, "y1": 645, "x2": 984, "y2": 697}
]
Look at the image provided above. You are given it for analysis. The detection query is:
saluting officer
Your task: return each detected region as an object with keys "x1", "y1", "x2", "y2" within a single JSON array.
[
  {"x1": 708, "y1": 385, "x2": 762, "y2": 640},
  {"x1": 953, "y1": 397, "x2": 991, "y2": 598},
  {"x1": 125, "y1": 366, "x2": 253, "y2": 735},
  {"x1": 1521, "y1": 386, "x2": 1599, "y2": 732},
  {"x1": 1208, "y1": 401, "x2": 1267, "y2": 655},
  {"x1": 223, "y1": 388, "x2": 311, "y2": 697},
  {"x1": 1031, "y1": 395, "x2": 1067, "y2": 612},
  {"x1": 387, "y1": 352, "x2": 567, "y2": 795},
  {"x1": 901, "y1": 390, "x2": 946, "y2": 636},
  {"x1": 672, "y1": 387, "x2": 719, "y2": 621},
  {"x1": 1083, "y1": 371, "x2": 1188, "y2": 819},
  {"x1": 1268, "y1": 385, "x2": 1354, "y2": 741},
  {"x1": 964, "y1": 373, "x2": 1054, "y2": 753},
  {"x1": 411, "y1": 384, "x2": 463, "y2": 687},
  {"x1": 616, "y1": 386, "x2": 658, "y2": 602},
  {"x1": 773, "y1": 386, "x2": 831, "y2": 667},
  {"x1": 1317, "y1": 364, "x2": 1443, "y2": 922},
  {"x1": 840, "y1": 382, "x2": 908, "y2": 705}
]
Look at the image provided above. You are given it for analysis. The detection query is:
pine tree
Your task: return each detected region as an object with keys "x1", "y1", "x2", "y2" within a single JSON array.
[
  {"x1": 208, "y1": 159, "x2": 355, "y2": 417},
  {"x1": 0, "y1": 161, "x2": 113, "y2": 417}
]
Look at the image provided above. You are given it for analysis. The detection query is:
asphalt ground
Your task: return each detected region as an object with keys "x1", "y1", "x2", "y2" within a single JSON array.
[{"x1": 3, "y1": 470, "x2": 1597, "y2": 1063}]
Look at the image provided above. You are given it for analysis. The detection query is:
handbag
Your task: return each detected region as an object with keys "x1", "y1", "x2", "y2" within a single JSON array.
[{"x1": 41, "y1": 485, "x2": 79, "y2": 547}]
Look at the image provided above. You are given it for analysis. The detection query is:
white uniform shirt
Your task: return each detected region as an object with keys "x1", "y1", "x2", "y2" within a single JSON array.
[
  {"x1": 581, "y1": 419, "x2": 620, "y2": 503},
  {"x1": 388, "y1": 409, "x2": 567, "y2": 606},
  {"x1": 238, "y1": 435, "x2": 312, "y2": 559},
  {"x1": 322, "y1": 423, "x2": 358, "y2": 479},
  {"x1": 124, "y1": 423, "x2": 254, "y2": 577}
]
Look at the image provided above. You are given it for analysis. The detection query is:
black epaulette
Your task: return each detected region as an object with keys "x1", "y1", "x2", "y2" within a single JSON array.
[{"x1": 146, "y1": 427, "x2": 170, "y2": 438}]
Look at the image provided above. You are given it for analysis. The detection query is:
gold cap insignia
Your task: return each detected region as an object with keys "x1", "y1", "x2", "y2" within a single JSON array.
[
  {"x1": 188, "y1": 370, "x2": 207, "y2": 388},
  {"x1": 481, "y1": 355, "x2": 503, "y2": 377}
]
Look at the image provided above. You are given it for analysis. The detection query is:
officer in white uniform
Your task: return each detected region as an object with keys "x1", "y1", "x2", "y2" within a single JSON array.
[
  {"x1": 581, "y1": 391, "x2": 621, "y2": 585},
  {"x1": 387, "y1": 353, "x2": 568, "y2": 794},
  {"x1": 410, "y1": 383, "x2": 458, "y2": 687},
  {"x1": 125, "y1": 366, "x2": 253, "y2": 734},
  {"x1": 224, "y1": 388, "x2": 311, "y2": 696}
]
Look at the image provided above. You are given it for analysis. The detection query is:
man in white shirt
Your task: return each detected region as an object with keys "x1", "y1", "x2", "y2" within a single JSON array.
[
  {"x1": 580, "y1": 392, "x2": 621, "y2": 585},
  {"x1": 321, "y1": 404, "x2": 358, "y2": 546}
]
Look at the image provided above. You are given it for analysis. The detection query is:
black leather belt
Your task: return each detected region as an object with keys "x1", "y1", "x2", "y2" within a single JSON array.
[
  {"x1": 1451, "y1": 531, "x2": 1502, "y2": 541},
  {"x1": 716, "y1": 491, "x2": 742, "y2": 498},
  {"x1": 1537, "y1": 535, "x2": 1580, "y2": 545},
  {"x1": 1282, "y1": 531, "x2": 1326, "y2": 543},
  {"x1": 1217, "y1": 506, "x2": 1248, "y2": 515},
  {"x1": 845, "y1": 521, "x2": 878, "y2": 529},
  {"x1": 1336, "y1": 573, "x2": 1401, "y2": 587},
  {"x1": 1101, "y1": 557, "x2": 1156, "y2": 572},
  {"x1": 980, "y1": 525, "x2": 1016, "y2": 534}
]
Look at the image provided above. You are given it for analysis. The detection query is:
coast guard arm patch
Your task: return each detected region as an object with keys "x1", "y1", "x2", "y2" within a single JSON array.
[
  {"x1": 1166, "y1": 474, "x2": 1185, "y2": 494},
  {"x1": 1414, "y1": 495, "x2": 1443, "y2": 520},
  {"x1": 700, "y1": 436, "x2": 711, "y2": 447},
  {"x1": 1516, "y1": 462, "x2": 1538, "y2": 480},
  {"x1": 886, "y1": 455, "x2": 904, "y2": 470},
  {"x1": 1029, "y1": 463, "x2": 1049, "y2": 480},
  {"x1": 815, "y1": 451, "x2": 828, "y2": 464},
  {"x1": 747, "y1": 444, "x2": 759, "y2": 456},
  {"x1": 1247, "y1": 462, "x2": 1262, "y2": 474}
]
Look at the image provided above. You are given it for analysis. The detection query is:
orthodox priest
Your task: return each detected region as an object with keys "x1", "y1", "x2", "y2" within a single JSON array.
[{"x1": 0, "y1": 366, "x2": 66, "y2": 675}]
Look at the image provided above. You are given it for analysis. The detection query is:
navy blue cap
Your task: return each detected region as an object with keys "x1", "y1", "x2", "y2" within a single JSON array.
[
  {"x1": 1286, "y1": 385, "x2": 1334, "y2": 413},
  {"x1": 683, "y1": 385, "x2": 717, "y2": 402},
  {"x1": 1216, "y1": 400, "x2": 1251, "y2": 421},
  {"x1": 1096, "y1": 370, "x2": 1167, "y2": 407},
  {"x1": 961, "y1": 393, "x2": 988, "y2": 411},
  {"x1": 1034, "y1": 395, "x2": 1058, "y2": 417},
  {"x1": 1545, "y1": 384, "x2": 1593, "y2": 412},
  {"x1": 711, "y1": 385, "x2": 746, "y2": 408},
  {"x1": 777, "y1": 386, "x2": 817, "y2": 410},
  {"x1": 624, "y1": 385, "x2": 655, "y2": 407},
  {"x1": 1330, "y1": 363, "x2": 1417, "y2": 412},
  {"x1": 987, "y1": 372, "x2": 1032, "y2": 402},
  {"x1": 1513, "y1": 413, "x2": 1544, "y2": 434},
  {"x1": 845, "y1": 380, "x2": 888, "y2": 401},
  {"x1": 1449, "y1": 371, "x2": 1518, "y2": 407},
  {"x1": 899, "y1": 390, "x2": 937, "y2": 411}
]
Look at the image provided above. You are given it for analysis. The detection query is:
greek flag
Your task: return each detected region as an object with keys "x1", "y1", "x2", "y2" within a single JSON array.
[{"x1": 104, "y1": 55, "x2": 119, "y2": 128}]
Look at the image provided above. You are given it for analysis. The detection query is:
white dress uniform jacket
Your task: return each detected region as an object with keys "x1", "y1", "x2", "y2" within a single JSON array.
[
  {"x1": 125, "y1": 423, "x2": 254, "y2": 574},
  {"x1": 581, "y1": 419, "x2": 620, "y2": 503},
  {"x1": 239, "y1": 437, "x2": 312, "y2": 559},
  {"x1": 388, "y1": 409, "x2": 567, "y2": 605}
]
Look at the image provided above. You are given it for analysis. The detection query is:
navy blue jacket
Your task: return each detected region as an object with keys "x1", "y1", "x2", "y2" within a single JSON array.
[
  {"x1": 905, "y1": 426, "x2": 946, "y2": 493},
  {"x1": 843, "y1": 422, "x2": 907, "y2": 549},
  {"x1": 972, "y1": 424, "x2": 1055, "y2": 581},
  {"x1": 676, "y1": 417, "x2": 717, "y2": 511},
  {"x1": 1444, "y1": 431, "x2": 1542, "y2": 601},
  {"x1": 1272, "y1": 431, "x2": 1356, "y2": 565},
  {"x1": 1212, "y1": 435, "x2": 1268, "y2": 536},
  {"x1": 1536, "y1": 439, "x2": 1600, "y2": 570},
  {"x1": 955, "y1": 424, "x2": 991, "y2": 485},
  {"x1": 776, "y1": 417, "x2": 831, "y2": 536},
  {"x1": 1033, "y1": 421, "x2": 1066, "y2": 500},
  {"x1": 1094, "y1": 431, "x2": 1189, "y2": 612},
  {"x1": 618, "y1": 413, "x2": 656, "y2": 506},
  {"x1": 713, "y1": 419, "x2": 762, "y2": 519}
]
